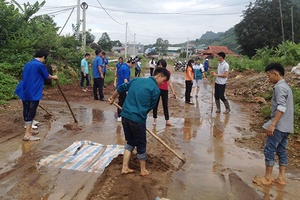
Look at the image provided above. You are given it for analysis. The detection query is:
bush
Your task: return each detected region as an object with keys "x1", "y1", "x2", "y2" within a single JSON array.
[
  {"x1": 260, "y1": 105, "x2": 271, "y2": 120},
  {"x1": 0, "y1": 72, "x2": 19, "y2": 104}
]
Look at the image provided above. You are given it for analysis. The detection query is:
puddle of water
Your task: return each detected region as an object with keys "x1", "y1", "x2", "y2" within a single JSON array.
[
  {"x1": 162, "y1": 81, "x2": 300, "y2": 200},
  {"x1": 1, "y1": 78, "x2": 299, "y2": 200}
]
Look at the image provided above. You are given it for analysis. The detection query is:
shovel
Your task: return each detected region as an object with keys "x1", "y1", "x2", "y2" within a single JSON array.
[
  {"x1": 38, "y1": 104, "x2": 52, "y2": 120},
  {"x1": 55, "y1": 79, "x2": 77, "y2": 123},
  {"x1": 112, "y1": 102, "x2": 186, "y2": 163}
]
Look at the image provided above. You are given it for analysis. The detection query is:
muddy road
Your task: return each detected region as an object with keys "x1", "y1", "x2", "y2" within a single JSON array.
[{"x1": 0, "y1": 69, "x2": 299, "y2": 200}]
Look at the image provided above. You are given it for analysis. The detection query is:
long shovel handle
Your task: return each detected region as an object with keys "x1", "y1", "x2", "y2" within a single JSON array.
[
  {"x1": 38, "y1": 105, "x2": 52, "y2": 116},
  {"x1": 55, "y1": 80, "x2": 78, "y2": 124},
  {"x1": 112, "y1": 102, "x2": 186, "y2": 163}
]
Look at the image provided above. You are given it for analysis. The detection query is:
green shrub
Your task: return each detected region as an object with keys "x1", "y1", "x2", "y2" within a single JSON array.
[
  {"x1": 0, "y1": 72, "x2": 19, "y2": 104},
  {"x1": 104, "y1": 69, "x2": 115, "y2": 85},
  {"x1": 260, "y1": 105, "x2": 271, "y2": 120}
]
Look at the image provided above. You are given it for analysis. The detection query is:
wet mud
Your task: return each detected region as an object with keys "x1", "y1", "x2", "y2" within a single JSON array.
[{"x1": 0, "y1": 68, "x2": 299, "y2": 200}]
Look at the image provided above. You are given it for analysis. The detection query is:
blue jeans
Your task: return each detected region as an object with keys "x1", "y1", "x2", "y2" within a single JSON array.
[
  {"x1": 122, "y1": 117, "x2": 147, "y2": 160},
  {"x1": 264, "y1": 129, "x2": 289, "y2": 167},
  {"x1": 23, "y1": 100, "x2": 39, "y2": 125}
]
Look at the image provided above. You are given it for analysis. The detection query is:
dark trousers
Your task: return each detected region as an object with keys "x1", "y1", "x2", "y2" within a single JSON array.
[
  {"x1": 122, "y1": 117, "x2": 147, "y2": 156},
  {"x1": 80, "y1": 72, "x2": 90, "y2": 87},
  {"x1": 23, "y1": 100, "x2": 39, "y2": 122},
  {"x1": 117, "y1": 92, "x2": 127, "y2": 117},
  {"x1": 150, "y1": 68, "x2": 154, "y2": 76},
  {"x1": 135, "y1": 69, "x2": 141, "y2": 77},
  {"x1": 185, "y1": 80, "x2": 193, "y2": 102},
  {"x1": 214, "y1": 83, "x2": 227, "y2": 102},
  {"x1": 93, "y1": 78, "x2": 104, "y2": 100},
  {"x1": 153, "y1": 89, "x2": 169, "y2": 120}
]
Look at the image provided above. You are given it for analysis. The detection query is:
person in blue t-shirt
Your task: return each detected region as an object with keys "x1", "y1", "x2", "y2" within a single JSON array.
[
  {"x1": 204, "y1": 58, "x2": 210, "y2": 72},
  {"x1": 108, "y1": 67, "x2": 170, "y2": 176},
  {"x1": 114, "y1": 57, "x2": 124, "y2": 87},
  {"x1": 15, "y1": 50, "x2": 58, "y2": 141},
  {"x1": 101, "y1": 52, "x2": 109, "y2": 89},
  {"x1": 92, "y1": 49, "x2": 105, "y2": 101},
  {"x1": 80, "y1": 53, "x2": 91, "y2": 92},
  {"x1": 116, "y1": 58, "x2": 136, "y2": 122}
]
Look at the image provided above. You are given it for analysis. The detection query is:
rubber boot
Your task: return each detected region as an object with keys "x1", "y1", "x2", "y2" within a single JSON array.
[
  {"x1": 223, "y1": 100, "x2": 231, "y2": 114},
  {"x1": 215, "y1": 100, "x2": 221, "y2": 113}
]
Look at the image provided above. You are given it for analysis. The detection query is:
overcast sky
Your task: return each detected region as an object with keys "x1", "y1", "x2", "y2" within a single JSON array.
[{"x1": 15, "y1": 0, "x2": 253, "y2": 45}]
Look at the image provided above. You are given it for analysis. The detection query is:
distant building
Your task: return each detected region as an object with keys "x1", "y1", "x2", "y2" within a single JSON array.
[
  {"x1": 112, "y1": 43, "x2": 144, "y2": 56},
  {"x1": 200, "y1": 46, "x2": 239, "y2": 59},
  {"x1": 167, "y1": 47, "x2": 182, "y2": 56}
]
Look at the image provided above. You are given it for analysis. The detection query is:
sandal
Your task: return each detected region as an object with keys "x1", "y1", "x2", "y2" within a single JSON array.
[
  {"x1": 23, "y1": 136, "x2": 40, "y2": 141},
  {"x1": 30, "y1": 130, "x2": 39, "y2": 135}
]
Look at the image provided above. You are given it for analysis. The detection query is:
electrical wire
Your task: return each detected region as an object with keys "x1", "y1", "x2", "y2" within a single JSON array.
[
  {"x1": 89, "y1": 1, "x2": 249, "y2": 15},
  {"x1": 36, "y1": 7, "x2": 76, "y2": 16},
  {"x1": 95, "y1": 0, "x2": 124, "y2": 25},
  {"x1": 127, "y1": 24, "x2": 134, "y2": 37},
  {"x1": 58, "y1": 7, "x2": 75, "y2": 35}
]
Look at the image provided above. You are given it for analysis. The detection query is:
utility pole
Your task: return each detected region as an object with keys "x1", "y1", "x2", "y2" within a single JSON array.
[
  {"x1": 279, "y1": 0, "x2": 286, "y2": 58},
  {"x1": 133, "y1": 33, "x2": 136, "y2": 56},
  {"x1": 81, "y1": 2, "x2": 88, "y2": 52},
  {"x1": 75, "y1": 0, "x2": 80, "y2": 40},
  {"x1": 125, "y1": 22, "x2": 128, "y2": 59},
  {"x1": 291, "y1": 6, "x2": 295, "y2": 44}
]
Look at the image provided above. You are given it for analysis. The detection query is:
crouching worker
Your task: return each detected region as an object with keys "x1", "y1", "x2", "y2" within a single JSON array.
[{"x1": 108, "y1": 67, "x2": 170, "y2": 176}]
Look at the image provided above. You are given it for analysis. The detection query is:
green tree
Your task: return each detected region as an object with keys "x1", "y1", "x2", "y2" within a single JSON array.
[
  {"x1": 234, "y1": 0, "x2": 300, "y2": 57},
  {"x1": 112, "y1": 40, "x2": 122, "y2": 47},
  {"x1": 11, "y1": 0, "x2": 45, "y2": 22},
  {"x1": 0, "y1": 0, "x2": 23, "y2": 49},
  {"x1": 97, "y1": 32, "x2": 112, "y2": 52},
  {"x1": 154, "y1": 38, "x2": 169, "y2": 56}
]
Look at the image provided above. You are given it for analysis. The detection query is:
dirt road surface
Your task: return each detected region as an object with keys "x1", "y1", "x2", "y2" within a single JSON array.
[{"x1": 0, "y1": 67, "x2": 299, "y2": 200}]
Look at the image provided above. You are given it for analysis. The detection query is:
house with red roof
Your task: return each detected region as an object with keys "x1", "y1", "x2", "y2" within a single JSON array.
[{"x1": 200, "y1": 46, "x2": 239, "y2": 59}]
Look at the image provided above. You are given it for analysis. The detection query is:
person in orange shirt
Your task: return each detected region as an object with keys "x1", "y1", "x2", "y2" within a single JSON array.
[{"x1": 185, "y1": 59, "x2": 194, "y2": 105}]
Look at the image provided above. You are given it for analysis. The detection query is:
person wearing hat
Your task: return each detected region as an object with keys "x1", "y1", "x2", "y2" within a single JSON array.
[{"x1": 204, "y1": 58, "x2": 210, "y2": 72}]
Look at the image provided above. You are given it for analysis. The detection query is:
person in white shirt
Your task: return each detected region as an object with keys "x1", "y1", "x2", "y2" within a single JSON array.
[
  {"x1": 210, "y1": 52, "x2": 231, "y2": 114},
  {"x1": 149, "y1": 57, "x2": 156, "y2": 76}
]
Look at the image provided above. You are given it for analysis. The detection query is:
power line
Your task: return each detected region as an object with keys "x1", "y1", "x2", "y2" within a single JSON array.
[
  {"x1": 89, "y1": 1, "x2": 248, "y2": 15},
  {"x1": 94, "y1": 0, "x2": 124, "y2": 25},
  {"x1": 58, "y1": 7, "x2": 75, "y2": 35},
  {"x1": 36, "y1": 7, "x2": 76, "y2": 16},
  {"x1": 179, "y1": 1, "x2": 250, "y2": 13},
  {"x1": 127, "y1": 24, "x2": 134, "y2": 37}
]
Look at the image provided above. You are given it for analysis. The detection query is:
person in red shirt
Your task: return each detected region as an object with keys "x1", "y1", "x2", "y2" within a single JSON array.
[{"x1": 152, "y1": 59, "x2": 176, "y2": 126}]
